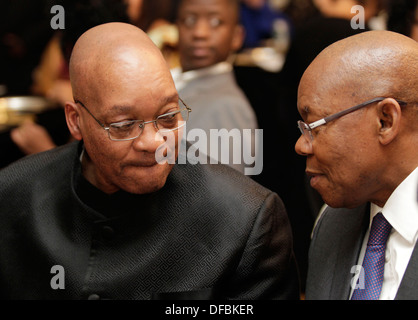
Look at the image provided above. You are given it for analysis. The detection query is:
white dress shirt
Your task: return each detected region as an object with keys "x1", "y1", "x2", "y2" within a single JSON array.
[{"x1": 350, "y1": 166, "x2": 418, "y2": 299}]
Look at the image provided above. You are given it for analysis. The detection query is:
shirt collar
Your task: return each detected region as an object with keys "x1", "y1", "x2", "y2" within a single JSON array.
[
  {"x1": 371, "y1": 167, "x2": 418, "y2": 244},
  {"x1": 171, "y1": 62, "x2": 232, "y2": 91}
]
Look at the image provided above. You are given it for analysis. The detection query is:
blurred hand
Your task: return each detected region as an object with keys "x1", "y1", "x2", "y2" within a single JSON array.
[{"x1": 10, "y1": 120, "x2": 56, "y2": 155}]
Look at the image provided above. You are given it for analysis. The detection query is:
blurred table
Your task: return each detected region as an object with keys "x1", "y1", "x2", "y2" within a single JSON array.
[
  {"x1": 234, "y1": 46, "x2": 285, "y2": 73},
  {"x1": 0, "y1": 96, "x2": 70, "y2": 168}
]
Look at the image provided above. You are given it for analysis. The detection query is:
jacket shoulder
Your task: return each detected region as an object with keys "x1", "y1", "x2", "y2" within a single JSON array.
[
  {"x1": 171, "y1": 160, "x2": 282, "y2": 218},
  {"x1": 0, "y1": 142, "x2": 77, "y2": 190},
  {"x1": 177, "y1": 158, "x2": 271, "y2": 193}
]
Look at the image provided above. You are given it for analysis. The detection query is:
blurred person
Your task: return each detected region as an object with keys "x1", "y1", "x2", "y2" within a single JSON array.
[
  {"x1": 0, "y1": 0, "x2": 63, "y2": 166},
  {"x1": 313, "y1": 0, "x2": 380, "y2": 20},
  {"x1": 0, "y1": 22, "x2": 299, "y2": 300},
  {"x1": 295, "y1": 31, "x2": 418, "y2": 299},
  {"x1": 173, "y1": 0, "x2": 260, "y2": 175},
  {"x1": 132, "y1": 0, "x2": 180, "y2": 31},
  {"x1": 11, "y1": 0, "x2": 130, "y2": 156},
  {"x1": 0, "y1": 0, "x2": 55, "y2": 96},
  {"x1": 387, "y1": 0, "x2": 418, "y2": 41},
  {"x1": 130, "y1": 0, "x2": 181, "y2": 68},
  {"x1": 239, "y1": 0, "x2": 291, "y2": 49},
  {"x1": 282, "y1": 0, "x2": 319, "y2": 29}
]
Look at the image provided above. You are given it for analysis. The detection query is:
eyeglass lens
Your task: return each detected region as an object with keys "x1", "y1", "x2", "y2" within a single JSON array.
[
  {"x1": 297, "y1": 121, "x2": 313, "y2": 142},
  {"x1": 108, "y1": 102, "x2": 189, "y2": 141}
]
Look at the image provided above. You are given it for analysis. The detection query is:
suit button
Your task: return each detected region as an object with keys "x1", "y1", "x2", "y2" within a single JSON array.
[
  {"x1": 88, "y1": 294, "x2": 100, "y2": 300},
  {"x1": 101, "y1": 226, "x2": 115, "y2": 240}
]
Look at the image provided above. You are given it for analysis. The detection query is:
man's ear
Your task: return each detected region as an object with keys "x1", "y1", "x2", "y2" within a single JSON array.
[
  {"x1": 376, "y1": 98, "x2": 402, "y2": 145},
  {"x1": 65, "y1": 101, "x2": 83, "y2": 141},
  {"x1": 231, "y1": 24, "x2": 245, "y2": 53}
]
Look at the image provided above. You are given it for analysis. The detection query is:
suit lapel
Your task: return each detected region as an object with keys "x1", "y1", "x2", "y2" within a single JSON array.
[
  {"x1": 395, "y1": 242, "x2": 418, "y2": 299},
  {"x1": 329, "y1": 204, "x2": 370, "y2": 299}
]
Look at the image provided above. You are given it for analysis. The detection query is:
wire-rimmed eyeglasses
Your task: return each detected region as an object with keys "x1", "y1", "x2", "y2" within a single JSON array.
[
  {"x1": 297, "y1": 97, "x2": 407, "y2": 142},
  {"x1": 75, "y1": 98, "x2": 192, "y2": 141}
]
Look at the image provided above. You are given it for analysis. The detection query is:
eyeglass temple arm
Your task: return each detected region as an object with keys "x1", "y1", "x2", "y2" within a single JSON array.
[
  {"x1": 309, "y1": 97, "x2": 407, "y2": 130},
  {"x1": 179, "y1": 97, "x2": 192, "y2": 113},
  {"x1": 74, "y1": 99, "x2": 107, "y2": 129}
]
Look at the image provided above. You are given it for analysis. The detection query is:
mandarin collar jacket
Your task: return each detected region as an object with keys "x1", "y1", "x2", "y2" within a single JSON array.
[{"x1": 0, "y1": 141, "x2": 299, "y2": 300}]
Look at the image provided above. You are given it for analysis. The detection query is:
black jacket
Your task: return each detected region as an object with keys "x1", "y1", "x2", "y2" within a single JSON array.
[{"x1": 0, "y1": 142, "x2": 299, "y2": 299}]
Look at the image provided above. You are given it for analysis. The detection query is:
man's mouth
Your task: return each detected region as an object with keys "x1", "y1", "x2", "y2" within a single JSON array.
[
  {"x1": 123, "y1": 160, "x2": 158, "y2": 168},
  {"x1": 191, "y1": 46, "x2": 210, "y2": 58},
  {"x1": 306, "y1": 170, "x2": 324, "y2": 188}
]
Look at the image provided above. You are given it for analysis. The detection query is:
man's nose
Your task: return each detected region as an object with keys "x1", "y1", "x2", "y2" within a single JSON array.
[
  {"x1": 295, "y1": 135, "x2": 313, "y2": 156},
  {"x1": 193, "y1": 18, "x2": 211, "y2": 38},
  {"x1": 132, "y1": 122, "x2": 164, "y2": 153}
]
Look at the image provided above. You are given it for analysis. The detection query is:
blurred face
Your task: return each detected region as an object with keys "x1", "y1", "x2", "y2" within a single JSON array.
[
  {"x1": 294, "y1": 71, "x2": 384, "y2": 209},
  {"x1": 77, "y1": 52, "x2": 180, "y2": 195},
  {"x1": 177, "y1": 0, "x2": 243, "y2": 72}
]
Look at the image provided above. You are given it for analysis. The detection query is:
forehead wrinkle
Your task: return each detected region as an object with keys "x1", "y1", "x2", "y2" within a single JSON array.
[
  {"x1": 298, "y1": 91, "x2": 335, "y2": 122},
  {"x1": 297, "y1": 104, "x2": 309, "y2": 118}
]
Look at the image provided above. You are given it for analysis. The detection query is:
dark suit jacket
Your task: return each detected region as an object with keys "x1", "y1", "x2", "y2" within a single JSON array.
[
  {"x1": 0, "y1": 141, "x2": 299, "y2": 299},
  {"x1": 306, "y1": 204, "x2": 418, "y2": 299}
]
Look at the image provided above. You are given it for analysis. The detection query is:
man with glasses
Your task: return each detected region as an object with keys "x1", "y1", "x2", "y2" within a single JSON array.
[
  {"x1": 0, "y1": 22, "x2": 299, "y2": 300},
  {"x1": 296, "y1": 30, "x2": 418, "y2": 300}
]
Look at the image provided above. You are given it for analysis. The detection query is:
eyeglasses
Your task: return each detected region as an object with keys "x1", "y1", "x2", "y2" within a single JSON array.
[
  {"x1": 75, "y1": 98, "x2": 192, "y2": 141},
  {"x1": 297, "y1": 97, "x2": 407, "y2": 142}
]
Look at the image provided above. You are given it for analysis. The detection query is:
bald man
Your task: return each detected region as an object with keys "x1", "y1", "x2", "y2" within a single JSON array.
[
  {"x1": 295, "y1": 30, "x2": 418, "y2": 300},
  {"x1": 0, "y1": 23, "x2": 299, "y2": 300}
]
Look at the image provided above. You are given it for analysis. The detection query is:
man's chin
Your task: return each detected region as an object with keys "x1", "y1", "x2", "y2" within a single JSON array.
[
  {"x1": 124, "y1": 182, "x2": 166, "y2": 195},
  {"x1": 319, "y1": 191, "x2": 363, "y2": 210},
  {"x1": 119, "y1": 164, "x2": 173, "y2": 194}
]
